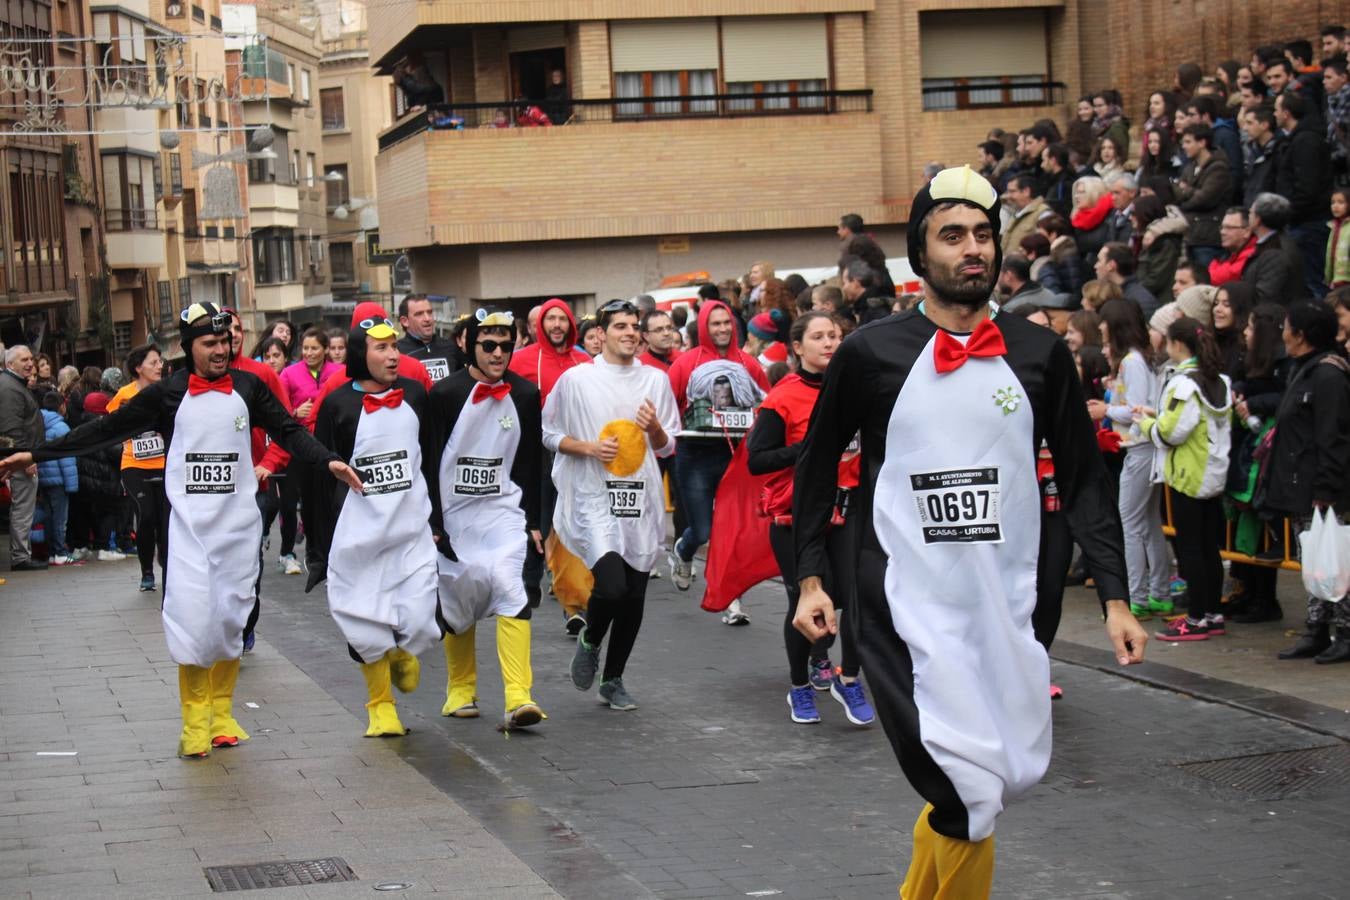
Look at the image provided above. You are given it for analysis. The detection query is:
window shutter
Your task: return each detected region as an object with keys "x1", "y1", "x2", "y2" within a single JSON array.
[
  {"x1": 610, "y1": 19, "x2": 718, "y2": 73},
  {"x1": 919, "y1": 10, "x2": 1047, "y2": 80},
  {"x1": 721, "y1": 16, "x2": 828, "y2": 83},
  {"x1": 507, "y1": 24, "x2": 566, "y2": 53}
]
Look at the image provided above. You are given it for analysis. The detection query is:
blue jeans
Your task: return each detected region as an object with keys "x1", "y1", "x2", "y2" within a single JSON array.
[
  {"x1": 1187, "y1": 245, "x2": 1223, "y2": 269},
  {"x1": 1288, "y1": 221, "x2": 1330, "y2": 299},
  {"x1": 674, "y1": 439, "x2": 733, "y2": 561},
  {"x1": 38, "y1": 485, "x2": 70, "y2": 556}
]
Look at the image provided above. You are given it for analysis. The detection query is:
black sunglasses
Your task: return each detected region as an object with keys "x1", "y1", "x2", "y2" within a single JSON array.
[{"x1": 477, "y1": 339, "x2": 515, "y2": 355}]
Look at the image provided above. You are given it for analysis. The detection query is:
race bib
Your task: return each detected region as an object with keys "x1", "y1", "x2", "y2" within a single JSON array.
[
  {"x1": 711, "y1": 407, "x2": 754, "y2": 431},
  {"x1": 454, "y1": 455, "x2": 503, "y2": 496},
  {"x1": 606, "y1": 479, "x2": 643, "y2": 518},
  {"x1": 132, "y1": 432, "x2": 165, "y2": 460},
  {"x1": 910, "y1": 467, "x2": 1002, "y2": 544},
  {"x1": 356, "y1": 449, "x2": 412, "y2": 495},
  {"x1": 422, "y1": 357, "x2": 450, "y2": 382},
  {"x1": 184, "y1": 452, "x2": 238, "y2": 494}
]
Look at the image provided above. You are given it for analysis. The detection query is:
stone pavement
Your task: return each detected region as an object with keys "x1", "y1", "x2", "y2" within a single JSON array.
[
  {"x1": 3, "y1": 552, "x2": 1348, "y2": 899},
  {"x1": 0, "y1": 557, "x2": 575, "y2": 899}
]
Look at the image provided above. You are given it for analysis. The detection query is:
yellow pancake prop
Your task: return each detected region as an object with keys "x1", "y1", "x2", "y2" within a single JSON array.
[{"x1": 599, "y1": 419, "x2": 646, "y2": 477}]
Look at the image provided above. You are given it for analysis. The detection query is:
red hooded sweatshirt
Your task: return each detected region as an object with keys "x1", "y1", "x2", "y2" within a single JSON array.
[
  {"x1": 231, "y1": 350, "x2": 291, "y2": 475},
  {"x1": 508, "y1": 297, "x2": 591, "y2": 405},
  {"x1": 667, "y1": 300, "x2": 769, "y2": 415}
]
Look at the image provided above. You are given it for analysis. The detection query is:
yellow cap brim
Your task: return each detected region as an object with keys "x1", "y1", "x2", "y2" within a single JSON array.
[{"x1": 365, "y1": 323, "x2": 397, "y2": 340}]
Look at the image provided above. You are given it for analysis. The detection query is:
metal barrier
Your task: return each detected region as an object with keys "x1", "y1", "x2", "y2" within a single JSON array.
[{"x1": 1161, "y1": 486, "x2": 1301, "y2": 572}]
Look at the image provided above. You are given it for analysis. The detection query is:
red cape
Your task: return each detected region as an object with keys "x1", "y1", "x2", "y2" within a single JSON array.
[{"x1": 700, "y1": 440, "x2": 779, "y2": 612}]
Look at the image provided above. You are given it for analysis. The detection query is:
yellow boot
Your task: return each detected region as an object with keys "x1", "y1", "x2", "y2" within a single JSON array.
[
  {"x1": 208, "y1": 658, "x2": 250, "y2": 748},
  {"x1": 177, "y1": 664, "x2": 213, "y2": 758},
  {"x1": 388, "y1": 647, "x2": 421, "y2": 694},
  {"x1": 499, "y1": 617, "x2": 546, "y2": 729},
  {"x1": 358, "y1": 657, "x2": 406, "y2": 737},
  {"x1": 441, "y1": 628, "x2": 480, "y2": 717}
]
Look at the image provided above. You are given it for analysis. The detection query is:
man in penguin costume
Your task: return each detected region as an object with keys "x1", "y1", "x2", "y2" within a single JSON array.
[
  {"x1": 311, "y1": 313, "x2": 441, "y2": 737},
  {"x1": 0, "y1": 303, "x2": 363, "y2": 758},
  {"x1": 423, "y1": 307, "x2": 546, "y2": 730},
  {"x1": 791, "y1": 168, "x2": 1149, "y2": 898}
]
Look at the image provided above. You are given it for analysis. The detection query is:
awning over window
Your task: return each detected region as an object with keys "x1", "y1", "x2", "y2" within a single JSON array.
[
  {"x1": 721, "y1": 15, "x2": 828, "y2": 83},
  {"x1": 919, "y1": 10, "x2": 1048, "y2": 79},
  {"x1": 610, "y1": 19, "x2": 718, "y2": 73}
]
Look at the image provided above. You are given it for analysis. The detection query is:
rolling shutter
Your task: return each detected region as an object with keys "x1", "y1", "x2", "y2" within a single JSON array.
[
  {"x1": 919, "y1": 10, "x2": 1047, "y2": 79},
  {"x1": 721, "y1": 16, "x2": 828, "y2": 83},
  {"x1": 507, "y1": 24, "x2": 566, "y2": 53},
  {"x1": 610, "y1": 19, "x2": 718, "y2": 73}
]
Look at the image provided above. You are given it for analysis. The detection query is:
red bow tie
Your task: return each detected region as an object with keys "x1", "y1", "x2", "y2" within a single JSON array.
[
  {"x1": 472, "y1": 381, "x2": 511, "y2": 404},
  {"x1": 188, "y1": 374, "x2": 233, "y2": 396},
  {"x1": 933, "y1": 319, "x2": 1008, "y2": 374},
  {"x1": 362, "y1": 389, "x2": 404, "y2": 413}
]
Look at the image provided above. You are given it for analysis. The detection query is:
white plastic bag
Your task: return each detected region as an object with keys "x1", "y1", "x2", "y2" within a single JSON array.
[{"x1": 1298, "y1": 507, "x2": 1350, "y2": 602}]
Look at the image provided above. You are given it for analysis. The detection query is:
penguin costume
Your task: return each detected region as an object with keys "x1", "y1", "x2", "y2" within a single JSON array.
[
  {"x1": 17, "y1": 303, "x2": 355, "y2": 757},
  {"x1": 423, "y1": 307, "x2": 545, "y2": 729},
  {"x1": 792, "y1": 168, "x2": 1139, "y2": 898},
  {"x1": 311, "y1": 313, "x2": 441, "y2": 737}
]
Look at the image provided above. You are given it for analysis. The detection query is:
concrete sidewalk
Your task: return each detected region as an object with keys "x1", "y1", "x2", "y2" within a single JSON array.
[{"x1": 0, "y1": 557, "x2": 563, "y2": 899}]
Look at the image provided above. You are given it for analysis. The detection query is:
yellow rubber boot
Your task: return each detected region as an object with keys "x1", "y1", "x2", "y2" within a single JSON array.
[
  {"x1": 177, "y1": 664, "x2": 213, "y2": 758},
  {"x1": 499, "y1": 617, "x2": 546, "y2": 729},
  {"x1": 358, "y1": 657, "x2": 406, "y2": 737},
  {"x1": 899, "y1": 804, "x2": 995, "y2": 900},
  {"x1": 388, "y1": 647, "x2": 421, "y2": 694},
  {"x1": 441, "y1": 628, "x2": 480, "y2": 717},
  {"x1": 208, "y1": 658, "x2": 250, "y2": 748}
]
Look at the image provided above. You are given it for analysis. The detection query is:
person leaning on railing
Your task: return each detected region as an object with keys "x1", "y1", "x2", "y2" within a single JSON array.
[{"x1": 1256, "y1": 302, "x2": 1350, "y2": 664}]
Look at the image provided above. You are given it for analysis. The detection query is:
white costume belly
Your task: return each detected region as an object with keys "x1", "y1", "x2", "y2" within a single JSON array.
[
  {"x1": 326, "y1": 400, "x2": 440, "y2": 662},
  {"x1": 162, "y1": 390, "x2": 261, "y2": 667},
  {"x1": 872, "y1": 335, "x2": 1049, "y2": 841},
  {"x1": 437, "y1": 392, "x2": 528, "y2": 633}
]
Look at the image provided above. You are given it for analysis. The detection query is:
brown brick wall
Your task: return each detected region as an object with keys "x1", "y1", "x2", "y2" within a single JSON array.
[{"x1": 377, "y1": 113, "x2": 889, "y2": 247}]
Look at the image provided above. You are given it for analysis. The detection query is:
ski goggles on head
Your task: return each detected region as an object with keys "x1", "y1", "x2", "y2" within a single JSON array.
[
  {"x1": 600, "y1": 299, "x2": 638, "y2": 316},
  {"x1": 358, "y1": 316, "x2": 398, "y2": 339}
]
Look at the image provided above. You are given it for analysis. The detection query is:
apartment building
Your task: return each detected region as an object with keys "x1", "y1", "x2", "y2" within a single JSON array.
[
  {"x1": 0, "y1": 0, "x2": 98, "y2": 366},
  {"x1": 317, "y1": 0, "x2": 395, "y2": 326},
  {"x1": 225, "y1": 0, "x2": 327, "y2": 333},
  {"x1": 368, "y1": 1, "x2": 1081, "y2": 313}
]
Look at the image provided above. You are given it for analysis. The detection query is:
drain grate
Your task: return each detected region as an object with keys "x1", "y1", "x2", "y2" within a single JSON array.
[
  {"x1": 1177, "y1": 744, "x2": 1350, "y2": 800},
  {"x1": 204, "y1": 857, "x2": 357, "y2": 892}
]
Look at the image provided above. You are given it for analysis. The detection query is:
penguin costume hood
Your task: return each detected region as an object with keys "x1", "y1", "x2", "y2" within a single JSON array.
[
  {"x1": 178, "y1": 302, "x2": 232, "y2": 374},
  {"x1": 464, "y1": 307, "x2": 516, "y2": 376},
  {"x1": 906, "y1": 165, "x2": 1003, "y2": 280}
]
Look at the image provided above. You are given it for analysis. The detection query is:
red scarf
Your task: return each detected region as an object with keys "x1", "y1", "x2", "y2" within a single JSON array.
[{"x1": 1071, "y1": 193, "x2": 1114, "y2": 232}]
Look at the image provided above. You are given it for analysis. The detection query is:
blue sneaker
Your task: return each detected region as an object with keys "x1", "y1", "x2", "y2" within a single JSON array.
[
  {"x1": 138, "y1": 574, "x2": 156, "y2": 592},
  {"x1": 808, "y1": 657, "x2": 833, "y2": 691},
  {"x1": 830, "y1": 676, "x2": 875, "y2": 726},
  {"x1": 1170, "y1": 577, "x2": 1187, "y2": 598},
  {"x1": 786, "y1": 685, "x2": 820, "y2": 724}
]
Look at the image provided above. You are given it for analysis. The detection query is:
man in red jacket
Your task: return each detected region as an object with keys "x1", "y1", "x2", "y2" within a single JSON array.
[
  {"x1": 1208, "y1": 207, "x2": 1257, "y2": 286},
  {"x1": 509, "y1": 297, "x2": 592, "y2": 617},
  {"x1": 665, "y1": 301, "x2": 769, "y2": 619}
]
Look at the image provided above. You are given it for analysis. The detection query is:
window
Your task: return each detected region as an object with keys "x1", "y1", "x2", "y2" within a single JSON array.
[
  {"x1": 247, "y1": 129, "x2": 290, "y2": 184},
  {"x1": 254, "y1": 228, "x2": 296, "y2": 284},
  {"x1": 191, "y1": 5, "x2": 205, "y2": 24},
  {"x1": 101, "y1": 152, "x2": 156, "y2": 229},
  {"x1": 615, "y1": 70, "x2": 716, "y2": 117},
  {"x1": 290, "y1": 149, "x2": 300, "y2": 184},
  {"x1": 197, "y1": 78, "x2": 211, "y2": 128},
  {"x1": 330, "y1": 242, "x2": 355, "y2": 283},
  {"x1": 178, "y1": 277, "x2": 192, "y2": 310},
  {"x1": 300, "y1": 69, "x2": 311, "y2": 103},
  {"x1": 167, "y1": 151, "x2": 182, "y2": 195},
  {"x1": 113, "y1": 322, "x2": 133, "y2": 357},
  {"x1": 722, "y1": 16, "x2": 828, "y2": 111},
  {"x1": 287, "y1": 63, "x2": 296, "y2": 96},
  {"x1": 176, "y1": 75, "x2": 192, "y2": 127},
  {"x1": 320, "y1": 87, "x2": 344, "y2": 130},
  {"x1": 306, "y1": 153, "x2": 316, "y2": 184},
  {"x1": 7, "y1": 148, "x2": 66, "y2": 294},
  {"x1": 157, "y1": 279, "x2": 174, "y2": 327},
  {"x1": 324, "y1": 164, "x2": 349, "y2": 210},
  {"x1": 918, "y1": 10, "x2": 1049, "y2": 111}
]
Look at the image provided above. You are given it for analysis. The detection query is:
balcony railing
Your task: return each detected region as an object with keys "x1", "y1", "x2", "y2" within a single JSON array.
[
  {"x1": 378, "y1": 89, "x2": 873, "y2": 151},
  {"x1": 104, "y1": 208, "x2": 158, "y2": 231},
  {"x1": 920, "y1": 79, "x2": 1067, "y2": 112}
]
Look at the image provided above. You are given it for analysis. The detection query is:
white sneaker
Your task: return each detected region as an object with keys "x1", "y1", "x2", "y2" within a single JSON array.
[
  {"x1": 279, "y1": 554, "x2": 302, "y2": 575},
  {"x1": 69, "y1": 548, "x2": 89, "y2": 561},
  {"x1": 722, "y1": 598, "x2": 750, "y2": 626},
  {"x1": 49, "y1": 554, "x2": 75, "y2": 566},
  {"x1": 668, "y1": 546, "x2": 692, "y2": 591},
  {"x1": 98, "y1": 549, "x2": 127, "y2": 561}
]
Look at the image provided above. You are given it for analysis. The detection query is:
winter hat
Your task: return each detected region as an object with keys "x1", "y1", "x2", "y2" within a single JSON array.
[
  {"x1": 99, "y1": 367, "x2": 125, "y2": 393},
  {"x1": 1174, "y1": 284, "x2": 1218, "y2": 326},
  {"x1": 178, "y1": 302, "x2": 231, "y2": 373},
  {"x1": 1149, "y1": 302, "x2": 1181, "y2": 337},
  {"x1": 906, "y1": 165, "x2": 1002, "y2": 279},
  {"x1": 350, "y1": 301, "x2": 390, "y2": 329},
  {"x1": 748, "y1": 312, "x2": 778, "y2": 342},
  {"x1": 345, "y1": 309, "x2": 399, "y2": 382},
  {"x1": 82, "y1": 391, "x2": 109, "y2": 416}
]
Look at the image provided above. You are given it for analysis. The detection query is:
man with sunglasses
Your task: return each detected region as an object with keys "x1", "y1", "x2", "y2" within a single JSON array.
[
  {"x1": 0, "y1": 303, "x2": 365, "y2": 759},
  {"x1": 425, "y1": 308, "x2": 547, "y2": 729},
  {"x1": 543, "y1": 300, "x2": 681, "y2": 711}
]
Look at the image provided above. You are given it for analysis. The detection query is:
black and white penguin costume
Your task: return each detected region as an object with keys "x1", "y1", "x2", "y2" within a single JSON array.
[
  {"x1": 793, "y1": 169, "x2": 1128, "y2": 896},
  {"x1": 423, "y1": 308, "x2": 544, "y2": 726},
  {"x1": 29, "y1": 303, "x2": 342, "y2": 757}
]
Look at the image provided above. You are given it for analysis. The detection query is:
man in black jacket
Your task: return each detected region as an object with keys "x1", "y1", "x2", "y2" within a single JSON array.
[
  {"x1": 1242, "y1": 106, "x2": 1281, "y2": 208},
  {"x1": 1244, "y1": 193, "x2": 1308, "y2": 306},
  {"x1": 0, "y1": 346, "x2": 45, "y2": 570},
  {"x1": 1175, "y1": 123, "x2": 1233, "y2": 269},
  {"x1": 1039, "y1": 143, "x2": 1075, "y2": 216},
  {"x1": 1274, "y1": 91, "x2": 1332, "y2": 298},
  {"x1": 1264, "y1": 303, "x2": 1350, "y2": 664},
  {"x1": 841, "y1": 258, "x2": 892, "y2": 325},
  {"x1": 396, "y1": 294, "x2": 460, "y2": 381}
]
